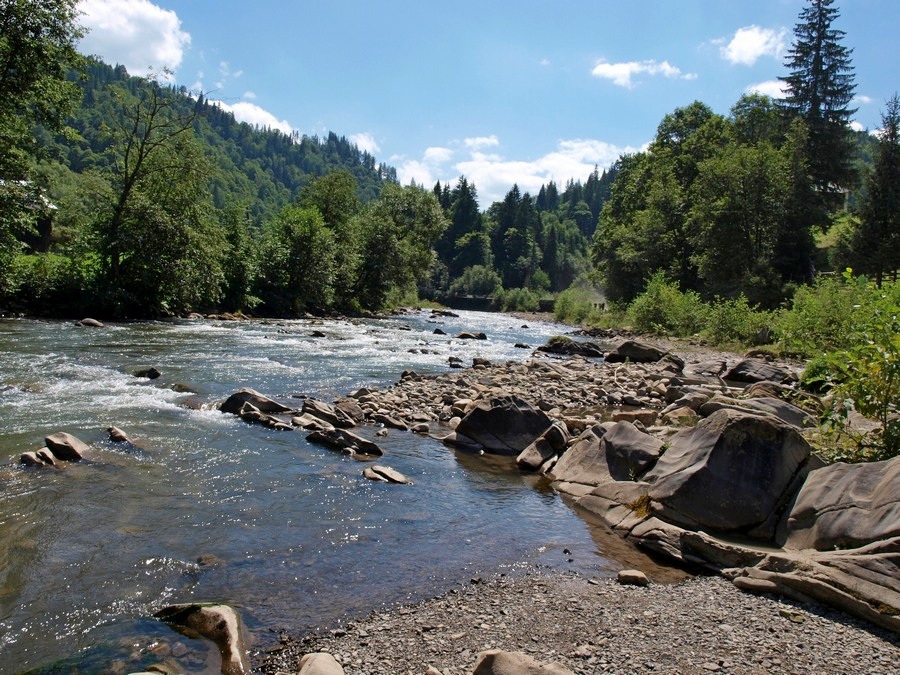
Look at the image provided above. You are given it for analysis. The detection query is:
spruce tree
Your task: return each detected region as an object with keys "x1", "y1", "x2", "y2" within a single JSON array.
[
  {"x1": 780, "y1": 0, "x2": 857, "y2": 204},
  {"x1": 854, "y1": 95, "x2": 900, "y2": 286}
]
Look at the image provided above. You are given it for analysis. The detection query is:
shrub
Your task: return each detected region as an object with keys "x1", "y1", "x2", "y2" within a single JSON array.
[
  {"x1": 702, "y1": 295, "x2": 773, "y2": 346},
  {"x1": 494, "y1": 286, "x2": 540, "y2": 312},
  {"x1": 627, "y1": 272, "x2": 707, "y2": 336},
  {"x1": 447, "y1": 265, "x2": 502, "y2": 297}
]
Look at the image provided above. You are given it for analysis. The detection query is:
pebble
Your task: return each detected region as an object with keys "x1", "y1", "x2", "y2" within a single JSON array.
[{"x1": 260, "y1": 572, "x2": 899, "y2": 674}]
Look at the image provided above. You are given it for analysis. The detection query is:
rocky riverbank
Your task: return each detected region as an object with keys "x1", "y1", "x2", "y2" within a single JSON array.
[
  {"x1": 260, "y1": 570, "x2": 899, "y2": 674},
  {"x1": 213, "y1": 321, "x2": 899, "y2": 673}
]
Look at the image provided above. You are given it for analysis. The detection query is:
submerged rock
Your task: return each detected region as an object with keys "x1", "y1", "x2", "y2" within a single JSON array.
[
  {"x1": 44, "y1": 431, "x2": 88, "y2": 462},
  {"x1": 154, "y1": 603, "x2": 250, "y2": 675},
  {"x1": 307, "y1": 428, "x2": 383, "y2": 458},
  {"x1": 221, "y1": 388, "x2": 292, "y2": 416}
]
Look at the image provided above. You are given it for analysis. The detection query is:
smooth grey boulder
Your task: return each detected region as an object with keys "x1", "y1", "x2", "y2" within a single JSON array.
[
  {"x1": 548, "y1": 425, "x2": 610, "y2": 488},
  {"x1": 456, "y1": 331, "x2": 487, "y2": 340},
  {"x1": 516, "y1": 422, "x2": 569, "y2": 470},
  {"x1": 644, "y1": 409, "x2": 812, "y2": 539},
  {"x1": 605, "y1": 340, "x2": 682, "y2": 368},
  {"x1": 450, "y1": 395, "x2": 553, "y2": 455},
  {"x1": 20, "y1": 451, "x2": 46, "y2": 467},
  {"x1": 785, "y1": 455, "x2": 900, "y2": 551},
  {"x1": 536, "y1": 336, "x2": 604, "y2": 358},
  {"x1": 724, "y1": 358, "x2": 793, "y2": 384},
  {"x1": 602, "y1": 421, "x2": 664, "y2": 480},
  {"x1": 77, "y1": 317, "x2": 103, "y2": 327},
  {"x1": 299, "y1": 652, "x2": 345, "y2": 674},
  {"x1": 472, "y1": 649, "x2": 574, "y2": 675},
  {"x1": 307, "y1": 428, "x2": 383, "y2": 458},
  {"x1": 334, "y1": 398, "x2": 366, "y2": 424},
  {"x1": 107, "y1": 426, "x2": 132, "y2": 443},
  {"x1": 154, "y1": 603, "x2": 250, "y2": 675},
  {"x1": 617, "y1": 569, "x2": 650, "y2": 586},
  {"x1": 221, "y1": 388, "x2": 292, "y2": 416},
  {"x1": 238, "y1": 402, "x2": 293, "y2": 430},
  {"x1": 698, "y1": 394, "x2": 815, "y2": 429},
  {"x1": 44, "y1": 431, "x2": 88, "y2": 461}
]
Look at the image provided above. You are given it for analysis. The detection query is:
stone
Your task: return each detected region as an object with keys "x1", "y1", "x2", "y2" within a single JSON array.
[
  {"x1": 433, "y1": 328, "x2": 447, "y2": 335},
  {"x1": 644, "y1": 409, "x2": 813, "y2": 540},
  {"x1": 617, "y1": 569, "x2": 650, "y2": 586},
  {"x1": 35, "y1": 448, "x2": 56, "y2": 465},
  {"x1": 371, "y1": 413, "x2": 408, "y2": 430},
  {"x1": 44, "y1": 431, "x2": 88, "y2": 461},
  {"x1": 334, "y1": 398, "x2": 366, "y2": 424},
  {"x1": 661, "y1": 406, "x2": 700, "y2": 426},
  {"x1": 154, "y1": 603, "x2": 250, "y2": 675},
  {"x1": 456, "y1": 331, "x2": 487, "y2": 340},
  {"x1": 411, "y1": 422, "x2": 430, "y2": 433},
  {"x1": 307, "y1": 429, "x2": 383, "y2": 457},
  {"x1": 517, "y1": 422, "x2": 569, "y2": 470},
  {"x1": 302, "y1": 398, "x2": 355, "y2": 428},
  {"x1": 77, "y1": 317, "x2": 103, "y2": 328},
  {"x1": 107, "y1": 426, "x2": 132, "y2": 443},
  {"x1": 698, "y1": 395, "x2": 815, "y2": 429},
  {"x1": 221, "y1": 388, "x2": 292, "y2": 416},
  {"x1": 299, "y1": 652, "x2": 345, "y2": 674},
  {"x1": 548, "y1": 425, "x2": 610, "y2": 487},
  {"x1": 611, "y1": 409, "x2": 658, "y2": 426},
  {"x1": 724, "y1": 358, "x2": 793, "y2": 384},
  {"x1": 536, "y1": 336, "x2": 604, "y2": 358},
  {"x1": 363, "y1": 465, "x2": 412, "y2": 484},
  {"x1": 134, "y1": 367, "x2": 161, "y2": 379},
  {"x1": 450, "y1": 395, "x2": 554, "y2": 455},
  {"x1": 471, "y1": 649, "x2": 575, "y2": 675},
  {"x1": 602, "y1": 421, "x2": 664, "y2": 480},
  {"x1": 19, "y1": 451, "x2": 45, "y2": 467},
  {"x1": 785, "y1": 455, "x2": 900, "y2": 551},
  {"x1": 605, "y1": 341, "x2": 680, "y2": 367}
]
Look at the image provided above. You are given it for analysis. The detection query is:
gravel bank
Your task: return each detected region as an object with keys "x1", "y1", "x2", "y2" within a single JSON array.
[{"x1": 260, "y1": 570, "x2": 899, "y2": 674}]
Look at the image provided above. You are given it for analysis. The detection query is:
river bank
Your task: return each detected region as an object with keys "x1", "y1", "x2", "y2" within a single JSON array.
[{"x1": 260, "y1": 570, "x2": 899, "y2": 674}]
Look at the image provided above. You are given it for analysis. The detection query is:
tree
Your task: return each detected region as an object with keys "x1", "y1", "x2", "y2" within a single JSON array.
[
  {"x1": 780, "y1": 0, "x2": 857, "y2": 202},
  {"x1": 853, "y1": 95, "x2": 900, "y2": 286},
  {"x1": 0, "y1": 0, "x2": 84, "y2": 292}
]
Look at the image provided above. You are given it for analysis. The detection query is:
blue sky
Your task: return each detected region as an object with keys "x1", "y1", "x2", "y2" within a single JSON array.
[{"x1": 77, "y1": 0, "x2": 898, "y2": 206}]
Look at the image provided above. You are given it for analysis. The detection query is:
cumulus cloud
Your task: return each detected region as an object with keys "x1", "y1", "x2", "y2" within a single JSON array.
[
  {"x1": 349, "y1": 133, "x2": 381, "y2": 154},
  {"x1": 745, "y1": 79, "x2": 787, "y2": 99},
  {"x1": 464, "y1": 135, "x2": 500, "y2": 150},
  {"x1": 850, "y1": 121, "x2": 865, "y2": 132},
  {"x1": 720, "y1": 25, "x2": 787, "y2": 65},
  {"x1": 210, "y1": 100, "x2": 293, "y2": 135},
  {"x1": 398, "y1": 136, "x2": 637, "y2": 206},
  {"x1": 78, "y1": 0, "x2": 190, "y2": 79},
  {"x1": 591, "y1": 59, "x2": 696, "y2": 89}
]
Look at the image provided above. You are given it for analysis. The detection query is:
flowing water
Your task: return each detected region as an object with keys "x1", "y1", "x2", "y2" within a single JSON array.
[{"x1": 0, "y1": 310, "x2": 648, "y2": 673}]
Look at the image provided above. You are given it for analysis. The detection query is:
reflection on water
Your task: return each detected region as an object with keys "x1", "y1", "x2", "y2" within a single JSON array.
[{"x1": 0, "y1": 311, "x2": 667, "y2": 672}]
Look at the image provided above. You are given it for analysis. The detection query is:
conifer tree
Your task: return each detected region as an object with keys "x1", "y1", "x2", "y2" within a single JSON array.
[{"x1": 780, "y1": 0, "x2": 857, "y2": 203}]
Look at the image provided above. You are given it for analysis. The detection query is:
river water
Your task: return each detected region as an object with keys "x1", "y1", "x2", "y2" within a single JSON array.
[{"x1": 0, "y1": 310, "x2": 651, "y2": 672}]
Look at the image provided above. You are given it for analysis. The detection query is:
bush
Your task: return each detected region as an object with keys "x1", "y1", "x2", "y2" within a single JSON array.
[
  {"x1": 447, "y1": 265, "x2": 502, "y2": 297},
  {"x1": 702, "y1": 295, "x2": 773, "y2": 346},
  {"x1": 554, "y1": 277, "x2": 610, "y2": 324},
  {"x1": 494, "y1": 286, "x2": 540, "y2": 312},
  {"x1": 821, "y1": 271, "x2": 899, "y2": 461},
  {"x1": 627, "y1": 272, "x2": 707, "y2": 336}
]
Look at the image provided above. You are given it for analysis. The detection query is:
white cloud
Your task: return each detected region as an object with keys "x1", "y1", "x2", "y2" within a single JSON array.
[
  {"x1": 464, "y1": 135, "x2": 500, "y2": 150},
  {"x1": 242, "y1": 91, "x2": 257, "y2": 100},
  {"x1": 850, "y1": 121, "x2": 865, "y2": 132},
  {"x1": 78, "y1": 0, "x2": 190, "y2": 79},
  {"x1": 591, "y1": 59, "x2": 696, "y2": 89},
  {"x1": 854, "y1": 95, "x2": 873, "y2": 105},
  {"x1": 399, "y1": 136, "x2": 637, "y2": 207},
  {"x1": 349, "y1": 132, "x2": 381, "y2": 154},
  {"x1": 745, "y1": 79, "x2": 787, "y2": 99},
  {"x1": 720, "y1": 25, "x2": 786, "y2": 65},
  {"x1": 210, "y1": 100, "x2": 293, "y2": 135}
]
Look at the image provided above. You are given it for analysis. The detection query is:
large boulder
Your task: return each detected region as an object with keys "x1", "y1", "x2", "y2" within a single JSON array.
[
  {"x1": 154, "y1": 603, "x2": 250, "y2": 675},
  {"x1": 548, "y1": 425, "x2": 610, "y2": 488},
  {"x1": 784, "y1": 456, "x2": 900, "y2": 551},
  {"x1": 298, "y1": 652, "x2": 345, "y2": 674},
  {"x1": 602, "y1": 421, "x2": 665, "y2": 480},
  {"x1": 221, "y1": 388, "x2": 292, "y2": 416},
  {"x1": 698, "y1": 395, "x2": 815, "y2": 429},
  {"x1": 448, "y1": 396, "x2": 554, "y2": 455},
  {"x1": 724, "y1": 358, "x2": 793, "y2": 384},
  {"x1": 536, "y1": 336, "x2": 603, "y2": 358},
  {"x1": 44, "y1": 432, "x2": 89, "y2": 461},
  {"x1": 605, "y1": 340, "x2": 682, "y2": 368},
  {"x1": 644, "y1": 409, "x2": 813, "y2": 540},
  {"x1": 516, "y1": 423, "x2": 569, "y2": 470}
]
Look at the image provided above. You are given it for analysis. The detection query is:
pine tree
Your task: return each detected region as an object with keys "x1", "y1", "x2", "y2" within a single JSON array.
[
  {"x1": 854, "y1": 95, "x2": 900, "y2": 286},
  {"x1": 780, "y1": 0, "x2": 857, "y2": 203}
]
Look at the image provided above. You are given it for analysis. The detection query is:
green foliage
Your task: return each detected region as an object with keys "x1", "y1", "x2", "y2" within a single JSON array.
[
  {"x1": 820, "y1": 272, "x2": 900, "y2": 460},
  {"x1": 701, "y1": 296, "x2": 773, "y2": 346},
  {"x1": 553, "y1": 278, "x2": 609, "y2": 325},
  {"x1": 7, "y1": 252, "x2": 94, "y2": 316},
  {"x1": 448, "y1": 265, "x2": 502, "y2": 297},
  {"x1": 494, "y1": 287, "x2": 540, "y2": 313},
  {"x1": 773, "y1": 274, "x2": 866, "y2": 355},
  {"x1": 627, "y1": 272, "x2": 707, "y2": 336}
]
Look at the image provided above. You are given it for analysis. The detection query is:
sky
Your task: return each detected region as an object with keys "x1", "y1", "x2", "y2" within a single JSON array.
[{"x1": 76, "y1": 0, "x2": 899, "y2": 206}]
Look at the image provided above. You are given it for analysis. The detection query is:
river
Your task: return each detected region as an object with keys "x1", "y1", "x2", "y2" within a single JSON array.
[{"x1": 0, "y1": 310, "x2": 639, "y2": 672}]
